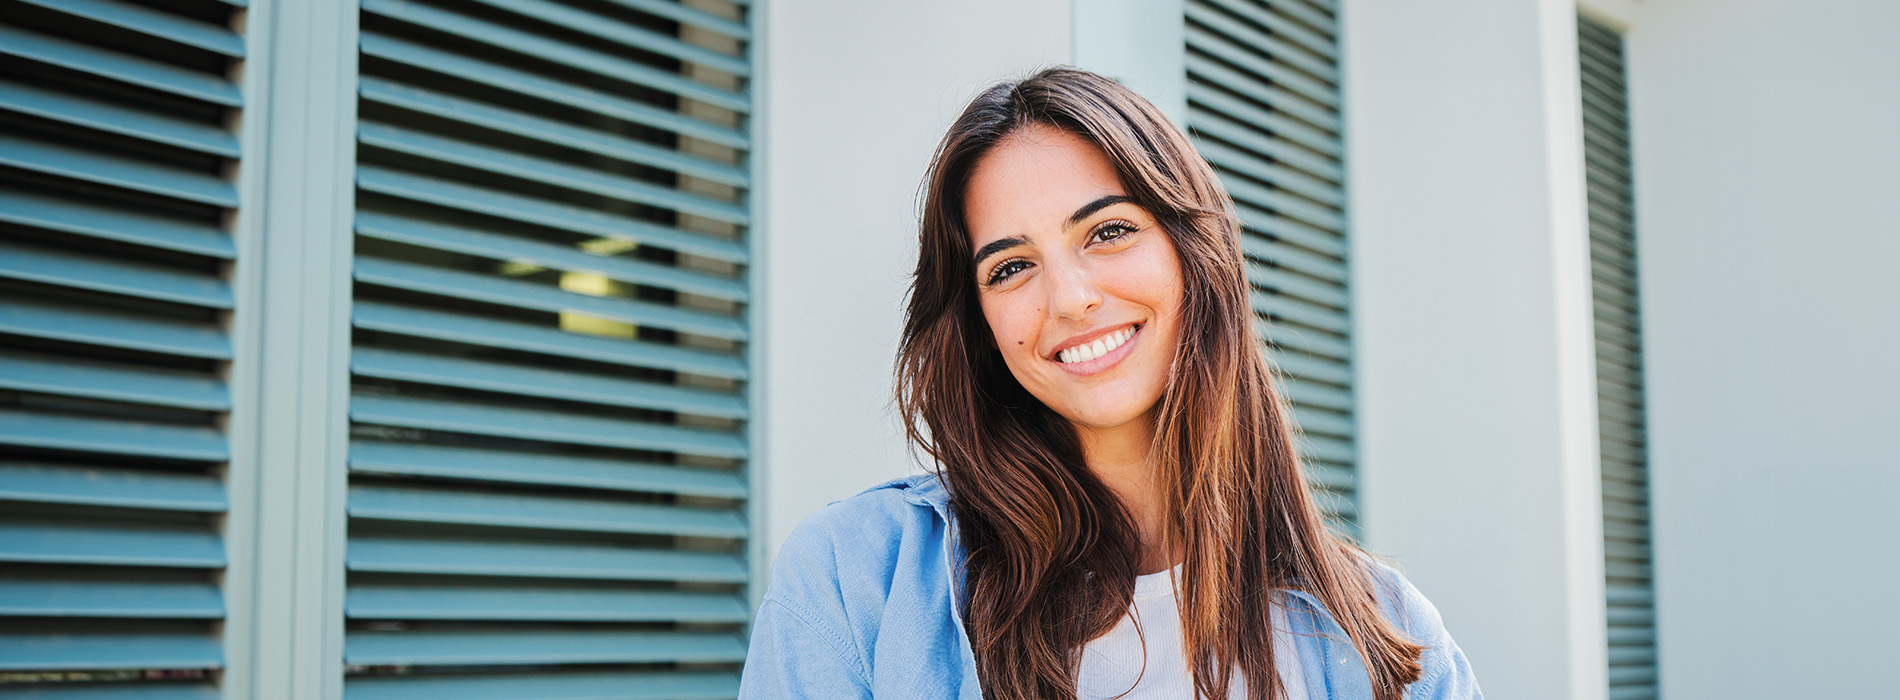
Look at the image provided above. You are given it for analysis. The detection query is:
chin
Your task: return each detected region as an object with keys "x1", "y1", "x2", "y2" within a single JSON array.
[{"x1": 1049, "y1": 393, "x2": 1159, "y2": 431}]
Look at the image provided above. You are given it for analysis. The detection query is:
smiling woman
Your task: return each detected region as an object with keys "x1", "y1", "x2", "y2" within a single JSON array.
[{"x1": 738, "y1": 68, "x2": 1482, "y2": 700}]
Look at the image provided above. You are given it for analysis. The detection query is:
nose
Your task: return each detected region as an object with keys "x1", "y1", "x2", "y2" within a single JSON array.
[{"x1": 1044, "y1": 255, "x2": 1103, "y2": 321}]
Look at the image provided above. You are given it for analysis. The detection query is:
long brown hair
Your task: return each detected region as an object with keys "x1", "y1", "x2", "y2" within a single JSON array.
[{"x1": 896, "y1": 68, "x2": 1425, "y2": 700}]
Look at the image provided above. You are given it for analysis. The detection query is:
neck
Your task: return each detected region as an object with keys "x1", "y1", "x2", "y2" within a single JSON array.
[{"x1": 1073, "y1": 409, "x2": 1176, "y2": 575}]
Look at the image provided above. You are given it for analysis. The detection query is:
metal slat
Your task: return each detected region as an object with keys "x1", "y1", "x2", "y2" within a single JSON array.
[
  {"x1": 356, "y1": 211, "x2": 747, "y2": 301},
  {"x1": 0, "y1": 241, "x2": 234, "y2": 309},
  {"x1": 0, "y1": 633, "x2": 221, "y2": 671},
  {"x1": 350, "y1": 394, "x2": 746, "y2": 459},
  {"x1": 0, "y1": 135, "x2": 238, "y2": 208},
  {"x1": 0, "y1": 27, "x2": 241, "y2": 107},
  {"x1": 357, "y1": 123, "x2": 749, "y2": 225},
  {"x1": 351, "y1": 347, "x2": 745, "y2": 418},
  {"x1": 346, "y1": 585, "x2": 748, "y2": 622},
  {"x1": 347, "y1": 484, "x2": 747, "y2": 538},
  {"x1": 358, "y1": 78, "x2": 747, "y2": 187},
  {"x1": 0, "y1": 299, "x2": 230, "y2": 360},
  {"x1": 354, "y1": 256, "x2": 746, "y2": 340},
  {"x1": 344, "y1": 670, "x2": 739, "y2": 700},
  {"x1": 0, "y1": 350, "x2": 227, "y2": 411},
  {"x1": 359, "y1": 33, "x2": 748, "y2": 149},
  {"x1": 0, "y1": 80, "x2": 240, "y2": 157},
  {"x1": 360, "y1": 0, "x2": 748, "y2": 112},
  {"x1": 347, "y1": 629, "x2": 744, "y2": 666},
  {"x1": 0, "y1": 684, "x2": 220, "y2": 699},
  {"x1": 0, "y1": 191, "x2": 234, "y2": 258},
  {"x1": 467, "y1": 0, "x2": 750, "y2": 76},
  {"x1": 19, "y1": 0, "x2": 245, "y2": 57},
  {"x1": 355, "y1": 166, "x2": 748, "y2": 263},
  {"x1": 0, "y1": 522, "x2": 223, "y2": 568},
  {"x1": 0, "y1": 579, "x2": 222, "y2": 618},
  {"x1": 0, "y1": 409, "x2": 227, "y2": 462},
  {"x1": 351, "y1": 302, "x2": 747, "y2": 379},
  {"x1": 0, "y1": 463, "x2": 225, "y2": 512},
  {"x1": 350, "y1": 440, "x2": 746, "y2": 497},
  {"x1": 349, "y1": 536, "x2": 748, "y2": 582}
]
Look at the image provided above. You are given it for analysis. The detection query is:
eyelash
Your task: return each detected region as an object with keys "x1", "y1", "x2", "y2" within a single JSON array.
[{"x1": 983, "y1": 220, "x2": 1139, "y2": 287}]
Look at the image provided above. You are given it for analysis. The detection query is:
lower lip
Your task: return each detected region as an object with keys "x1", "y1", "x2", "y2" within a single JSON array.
[{"x1": 1053, "y1": 325, "x2": 1142, "y2": 376}]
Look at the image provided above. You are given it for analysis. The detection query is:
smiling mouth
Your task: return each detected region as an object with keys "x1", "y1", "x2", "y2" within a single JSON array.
[{"x1": 1055, "y1": 324, "x2": 1140, "y2": 364}]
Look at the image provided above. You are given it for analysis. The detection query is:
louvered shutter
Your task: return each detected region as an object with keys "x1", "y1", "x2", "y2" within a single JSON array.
[
  {"x1": 342, "y1": 0, "x2": 754, "y2": 696},
  {"x1": 1579, "y1": 15, "x2": 1659, "y2": 700},
  {"x1": 0, "y1": 0, "x2": 248, "y2": 696},
  {"x1": 1183, "y1": 0, "x2": 1355, "y2": 530}
]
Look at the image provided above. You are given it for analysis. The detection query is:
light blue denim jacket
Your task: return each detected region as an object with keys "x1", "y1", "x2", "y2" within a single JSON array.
[{"x1": 739, "y1": 474, "x2": 1483, "y2": 699}]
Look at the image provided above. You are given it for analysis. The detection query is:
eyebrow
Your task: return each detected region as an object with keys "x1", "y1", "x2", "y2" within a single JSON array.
[{"x1": 969, "y1": 194, "x2": 1136, "y2": 272}]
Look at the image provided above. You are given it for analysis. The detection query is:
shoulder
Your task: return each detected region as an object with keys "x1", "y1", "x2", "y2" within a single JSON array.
[
  {"x1": 763, "y1": 473, "x2": 948, "y2": 608},
  {"x1": 1362, "y1": 559, "x2": 1484, "y2": 699},
  {"x1": 1364, "y1": 558, "x2": 1451, "y2": 648}
]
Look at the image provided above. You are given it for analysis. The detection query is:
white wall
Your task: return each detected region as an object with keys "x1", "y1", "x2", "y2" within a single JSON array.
[
  {"x1": 1344, "y1": 0, "x2": 1609, "y2": 698},
  {"x1": 1627, "y1": 1, "x2": 1900, "y2": 696},
  {"x1": 759, "y1": 0, "x2": 1073, "y2": 562},
  {"x1": 1072, "y1": 0, "x2": 1186, "y2": 123}
]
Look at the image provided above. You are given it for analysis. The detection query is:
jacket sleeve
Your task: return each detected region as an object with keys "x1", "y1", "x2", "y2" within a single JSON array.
[
  {"x1": 1370, "y1": 561, "x2": 1485, "y2": 700},
  {"x1": 737, "y1": 598, "x2": 875, "y2": 700}
]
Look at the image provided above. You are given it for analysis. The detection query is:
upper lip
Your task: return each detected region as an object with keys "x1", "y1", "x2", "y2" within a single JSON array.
[{"x1": 1047, "y1": 323, "x2": 1139, "y2": 360}]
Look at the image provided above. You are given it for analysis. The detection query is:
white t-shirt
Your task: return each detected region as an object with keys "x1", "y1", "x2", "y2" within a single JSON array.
[{"x1": 1077, "y1": 565, "x2": 1310, "y2": 700}]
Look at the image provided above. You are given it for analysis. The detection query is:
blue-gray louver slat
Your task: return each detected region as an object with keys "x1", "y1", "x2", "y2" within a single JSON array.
[
  {"x1": 0, "y1": 1, "x2": 243, "y2": 692},
  {"x1": 343, "y1": 0, "x2": 756, "y2": 695},
  {"x1": 344, "y1": 670, "x2": 739, "y2": 700},
  {"x1": 1184, "y1": 0, "x2": 1357, "y2": 531},
  {"x1": 346, "y1": 628, "x2": 746, "y2": 666}
]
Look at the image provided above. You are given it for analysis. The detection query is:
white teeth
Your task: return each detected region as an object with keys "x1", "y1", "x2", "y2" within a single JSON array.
[{"x1": 1057, "y1": 325, "x2": 1136, "y2": 364}]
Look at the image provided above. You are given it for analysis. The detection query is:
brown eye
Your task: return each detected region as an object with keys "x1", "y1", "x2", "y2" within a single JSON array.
[
  {"x1": 987, "y1": 259, "x2": 1032, "y2": 286},
  {"x1": 1091, "y1": 221, "x2": 1137, "y2": 244}
]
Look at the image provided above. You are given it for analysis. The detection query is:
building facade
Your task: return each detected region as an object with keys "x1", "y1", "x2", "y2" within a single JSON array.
[{"x1": 1, "y1": 0, "x2": 1894, "y2": 698}]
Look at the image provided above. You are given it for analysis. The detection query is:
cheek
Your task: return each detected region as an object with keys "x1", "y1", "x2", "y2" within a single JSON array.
[
  {"x1": 1105, "y1": 247, "x2": 1186, "y2": 312},
  {"x1": 979, "y1": 298, "x2": 1041, "y2": 358}
]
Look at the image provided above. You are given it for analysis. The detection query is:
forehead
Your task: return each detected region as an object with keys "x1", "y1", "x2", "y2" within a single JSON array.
[{"x1": 963, "y1": 125, "x2": 1126, "y2": 246}]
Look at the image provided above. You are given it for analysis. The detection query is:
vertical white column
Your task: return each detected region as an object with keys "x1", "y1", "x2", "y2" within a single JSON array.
[
  {"x1": 227, "y1": 0, "x2": 356, "y2": 697},
  {"x1": 1342, "y1": 0, "x2": 1607, "y2": 698},
  {"x1": 1628, "y1": 1, "x2": 1900, "y2": 696},
  {"x1": 759, "y1": 0, "x2": 1073, "y2": 562}
]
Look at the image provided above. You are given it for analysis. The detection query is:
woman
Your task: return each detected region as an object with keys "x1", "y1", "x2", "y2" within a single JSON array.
[{"x1": 739, "y1": 68, "x2": 1481, "y2": 700}]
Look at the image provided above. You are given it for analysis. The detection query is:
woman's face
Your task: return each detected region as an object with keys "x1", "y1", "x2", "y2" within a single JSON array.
[{"x1": 964, "y1": 124, "x2": 1185, "y2": 432}]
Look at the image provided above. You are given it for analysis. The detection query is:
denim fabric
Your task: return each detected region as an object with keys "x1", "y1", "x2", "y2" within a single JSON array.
[{"x1": 739, "y1": 474, "x2": 1483, "y2": 699}]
